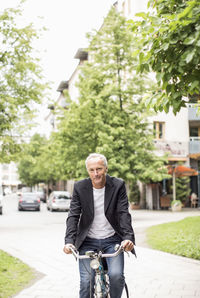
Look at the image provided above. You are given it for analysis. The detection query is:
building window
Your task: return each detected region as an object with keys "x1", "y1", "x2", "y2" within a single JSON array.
[
  {"x1": 154, "y1": 122, "x2": 165, "y2": 139},
  {"x1": 190, "y1": 127, "x2": 199, "y2": 137}
]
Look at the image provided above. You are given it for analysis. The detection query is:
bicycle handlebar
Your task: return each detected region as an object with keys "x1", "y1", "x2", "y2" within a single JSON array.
[{"x1": 69, "y1": 244, "x2": 124, "y2": 260}]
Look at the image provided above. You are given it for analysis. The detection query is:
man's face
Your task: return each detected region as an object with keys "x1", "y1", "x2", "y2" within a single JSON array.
[{"x1": 87, "y1": 158, "x2": 107, "y2": 189}]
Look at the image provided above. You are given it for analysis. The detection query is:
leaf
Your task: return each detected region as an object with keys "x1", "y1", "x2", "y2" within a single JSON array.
[
  {"x1": 135, "y1": 12, "x2": 147, "y2": 19},
  {"x1": 183, "y1": 36, "x2": 196, "y2": 45},
  {"x1": 185, "y1": 50, "x2": 195, "y2": 63},
  {"x1": 139, "y1": 52, "x2": 144, "y2": 64},
  {"x1": 163, "y1": 103, "x2": 170, "y2": 113},
  {"x1": 144, "y1": 63, "x2": 150, "y2": 72},
  {"x1": 162, "y1": 43, "x2": 169, "y2": 50},
  {"x1": 190, "y1": 80, "x2": 199, "y2": 91},
  {"x1": 169, "y1": 37, "x2": 179, "y2": 44},
  {"x1": 156, "y1": 72, "x2": 162, "y2": 82}
]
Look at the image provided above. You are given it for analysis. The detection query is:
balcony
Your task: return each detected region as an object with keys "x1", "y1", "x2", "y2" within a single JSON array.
[
  {"x1": 154, "y1": 140, "x2": 188, "y2": 159},
  {"x1": 189, "y1": 137, "x2": 200, "y2": 154},
  {"x1": 188, "y1": 103, "x2": 200, "y2": 121}
]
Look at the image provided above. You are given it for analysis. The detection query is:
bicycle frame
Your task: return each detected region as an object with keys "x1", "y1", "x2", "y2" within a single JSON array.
[
  {"x1": 70, "y1": 244, "x2": 124, "y2": 298},
  {"x1": 93, "y1": 257, "x2": 109, "y2": 297}
]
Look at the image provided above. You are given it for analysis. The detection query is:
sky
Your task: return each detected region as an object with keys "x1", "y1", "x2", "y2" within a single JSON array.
[
  {"x1": 1, "y1": 0, "x2": 115, "y2": 95},
  {"x1": 1, "y1": 0, "x2": 115, "y2": 134}
]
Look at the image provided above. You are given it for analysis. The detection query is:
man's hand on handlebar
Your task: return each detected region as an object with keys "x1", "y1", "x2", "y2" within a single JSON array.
[
  {"x1": 121, "y1": 240, "x2": 134, "y2": 252},
  {"x1": 63, "y1": 241, "x2": 133, "y2": 255},
  {"x1": 63, "y1": 244, "x2": 76, "y2": 254}
]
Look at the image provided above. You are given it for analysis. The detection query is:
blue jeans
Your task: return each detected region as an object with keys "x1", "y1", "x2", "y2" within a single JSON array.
[{"x1": 78, "y1": 234, "x2": 125, "y2": 298}]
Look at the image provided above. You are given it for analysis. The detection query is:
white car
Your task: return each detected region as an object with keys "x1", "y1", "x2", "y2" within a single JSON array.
[{"x1": 47, "y1": 191, "x2": 71, "y2": 212}]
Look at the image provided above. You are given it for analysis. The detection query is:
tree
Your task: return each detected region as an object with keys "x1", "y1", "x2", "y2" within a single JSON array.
[
  {"x1": 17, "y1": 131, "x2": 70, "y2": 187},
  {"x1": 175, "y1": 176, "x2": 191, "y2": 204},
  {"x1": 52, "y1": 7, "x2": 168, "y2": 184},
  {"x1": 170, "y1": 175, "x2": 191, "y2": 205},
  {"x1": 130, "y1": 0, "x2": 200, "y2": 114},
  {"x1": 35, "y1": 132, "x2": 68, "y2": 184},
  {"x1": 0, "y1": 1, "x2": 47, "y2": 162},
  {"x1": 17, "y1": 134, "x2": 47, "y2": 186}
]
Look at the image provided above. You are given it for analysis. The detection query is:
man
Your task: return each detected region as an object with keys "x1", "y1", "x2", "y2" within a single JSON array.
[{"x1": 63, "y1": 153, "x2": 135, "y2": 298}]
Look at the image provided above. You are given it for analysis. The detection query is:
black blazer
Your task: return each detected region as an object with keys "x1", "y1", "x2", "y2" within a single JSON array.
[{"x1": 64, "y1": 175, "x2": 135, "y2": 253}]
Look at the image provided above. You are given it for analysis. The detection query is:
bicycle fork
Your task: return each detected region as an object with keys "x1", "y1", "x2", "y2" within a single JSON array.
[{"x1": 94, "y1": 264, "x2": 109, "y2": 298}]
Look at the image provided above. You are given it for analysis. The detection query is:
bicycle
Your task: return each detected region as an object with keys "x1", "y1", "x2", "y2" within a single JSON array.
[{"x1": 69, "y1": 244, "x2": 129, "y2": 298}]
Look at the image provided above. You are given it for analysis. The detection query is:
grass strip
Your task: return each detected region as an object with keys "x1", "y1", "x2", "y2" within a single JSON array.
[
  {"x1": 0, "y1": 250, "x2": 37, "y2": 298},
  {"x1": 146, "y1": 216, "x2": 200, "y2": 260}
]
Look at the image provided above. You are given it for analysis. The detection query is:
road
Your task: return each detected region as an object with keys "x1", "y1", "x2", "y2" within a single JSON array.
[{"x1": 0, "y1": 194, "x2": 200, "y2": 298}]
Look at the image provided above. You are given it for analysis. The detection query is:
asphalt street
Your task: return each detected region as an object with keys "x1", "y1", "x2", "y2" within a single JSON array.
[{"x1": 0, "y1": 194, "x2": 200, "y2": 298}]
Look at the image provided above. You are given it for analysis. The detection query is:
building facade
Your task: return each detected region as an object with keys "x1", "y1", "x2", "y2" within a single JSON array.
[{"x1": 0, "y1": 162, "x2": 21, "y2": 193}]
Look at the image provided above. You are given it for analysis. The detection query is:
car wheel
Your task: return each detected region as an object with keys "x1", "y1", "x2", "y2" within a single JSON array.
[
  {"x1": 50, "y1": 207, "x2": 54, "y2": 212},
  {"x1": 37, "y1": 207, "x2": 40, "y2": 211},
  {"x1": 0, "y1": 208, "x2": 2, "y2": 215}
]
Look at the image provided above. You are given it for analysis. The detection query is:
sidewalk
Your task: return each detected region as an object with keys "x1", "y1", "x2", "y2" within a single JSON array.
[{"x1": 14, "y1": 245, "x2": 200, "y2": 298}]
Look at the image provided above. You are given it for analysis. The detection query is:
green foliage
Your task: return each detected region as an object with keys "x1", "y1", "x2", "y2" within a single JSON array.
[
  {"x1": 174, "y1": 176, "x2": 191, "y2": 203},
  {"x1": 147, "y1": 216, "x2": 200, "y2": 260},
  {"x1": 171, "y1": 199, "x2": 182, "y2": 206},
  {"x1": 0, "y1": 1, "x2": 47, "y2": 162},
  {"x1": 0, "y1": 136, "x2": 21, "y2": 163},
  {"x1": 17, "y1": 132, "x2": 66, "y2": 186},
  {"x1": 51, "y1": 7, "x2": 168, "y2": 184},
  {"x1": 17, "y1": 134, "x2": 48, "y2": 186},
  {"x1": 170, "y1": 175, "x2": 191, "y2": 203},
  {"x1": 0, "y1": 250, "x2": 36, "y2": 297},
  {"x1": 130, "y1": 0, "x2": 200, "y2": 114}
]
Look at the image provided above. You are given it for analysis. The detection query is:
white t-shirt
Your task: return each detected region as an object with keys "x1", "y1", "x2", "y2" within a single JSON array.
[{"x1": 87, "y1": 187, "x2": 115, "y2": 239}]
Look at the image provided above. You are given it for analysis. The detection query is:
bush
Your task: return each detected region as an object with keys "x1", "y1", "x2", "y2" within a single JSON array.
[{"x1": 171, "y1": 200, "x2": 182, "y2": 206}]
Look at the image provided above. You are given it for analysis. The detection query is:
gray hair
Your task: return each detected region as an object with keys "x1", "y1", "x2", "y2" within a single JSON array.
[{"x1": 85, "y1": 153, "x2": 108, "y2": 169}]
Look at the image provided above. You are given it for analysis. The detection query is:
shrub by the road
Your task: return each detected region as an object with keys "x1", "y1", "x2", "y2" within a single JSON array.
[
  {"x1": 146, "y1": 216, "x2": 200, "y2": 260},
  {"x1": 0, "y1": 250, "x2": 36, "y2": 297}
]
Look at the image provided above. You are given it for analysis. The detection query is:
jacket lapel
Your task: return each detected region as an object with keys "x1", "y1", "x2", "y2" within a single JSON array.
[
  {"x1": 104, "y1": 175, "x2": 114, "y2": 213},
  {"x1": 84, "y1": 178, "x2": 94, "y2": 215}
]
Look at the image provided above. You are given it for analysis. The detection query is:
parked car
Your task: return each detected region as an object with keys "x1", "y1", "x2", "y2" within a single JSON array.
[
  {"x1": 35, "y1": 191, "x2": 46, "y2": 203},
  {"x1": 17, "y1": 187, "x2": 32, "y2": 197},
  {"x1": 18, "y1": 192, "x2": 40, "y2": 211},
  {"x1": 47, "y1": 191, "x2": 71, "y2": 212}
]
